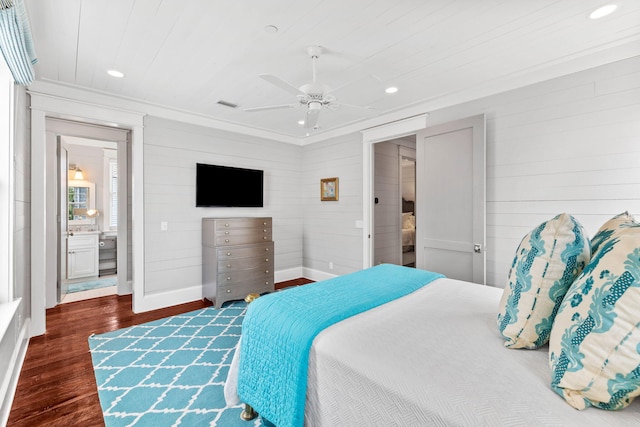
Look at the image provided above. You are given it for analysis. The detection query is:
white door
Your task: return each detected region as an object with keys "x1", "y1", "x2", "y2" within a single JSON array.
[
  {"x1": 58, "y1": 139, "x2": 69, "y2": 299},
  {"x1": 416, "y1": 114, "x2": 485, "y2": 284}
]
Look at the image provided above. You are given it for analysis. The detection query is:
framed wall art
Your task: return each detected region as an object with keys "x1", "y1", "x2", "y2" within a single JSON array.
[{"x1": 320, "y1": 177, "x2": 339, "y2": 201}]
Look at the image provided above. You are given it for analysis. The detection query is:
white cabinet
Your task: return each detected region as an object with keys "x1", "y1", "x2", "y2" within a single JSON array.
[{"x1": 68, "y1": 233, "x2": 99, "y2": 279}]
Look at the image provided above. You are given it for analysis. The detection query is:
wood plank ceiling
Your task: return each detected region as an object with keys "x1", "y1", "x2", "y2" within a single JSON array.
[{"x1": 25, "y1": 0, "x2": 640, "y2": 141}]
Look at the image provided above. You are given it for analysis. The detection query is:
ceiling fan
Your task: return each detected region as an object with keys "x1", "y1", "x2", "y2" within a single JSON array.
[{"x1": 244, "y1": 45, "x2": 377, "y2": 129}]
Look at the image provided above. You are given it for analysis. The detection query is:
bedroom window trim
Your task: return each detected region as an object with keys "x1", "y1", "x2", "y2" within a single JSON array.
[{"x1": 0, "y1": 59, "x2": 15, "y2": 304}]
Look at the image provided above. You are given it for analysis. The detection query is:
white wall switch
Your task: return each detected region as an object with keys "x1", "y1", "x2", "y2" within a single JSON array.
[{"x1": 161, "y1": 221, "x2": 168, "y2": 231}]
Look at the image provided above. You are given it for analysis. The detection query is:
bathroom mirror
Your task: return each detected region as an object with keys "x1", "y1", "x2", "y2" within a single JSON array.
[{"x1": 68, "y1": 180, "x2": 96, "y2": 225}]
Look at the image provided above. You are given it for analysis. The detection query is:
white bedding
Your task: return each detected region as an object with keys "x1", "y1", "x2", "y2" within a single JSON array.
[
  {"x1": 227, "y1": 277, "x2": 640, "y2": 426},
  {"x1": 402, "y1": 227, "x2": 415, "y2": 246}
]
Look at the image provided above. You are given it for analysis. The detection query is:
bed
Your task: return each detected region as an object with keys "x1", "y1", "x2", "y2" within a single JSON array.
[
  {"x1": 224, "y1": 265, "x2": 640, "y2": 426},
  {"x1": 402, "y1": 198, "x2": 416, "y2": 266}
]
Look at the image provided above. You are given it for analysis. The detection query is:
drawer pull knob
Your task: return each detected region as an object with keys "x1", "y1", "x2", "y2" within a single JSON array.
[
  {"x1": 263, "y1": 229, "x2": 267, "y2": 232},
  {"x1": 225, "y1": 239, "x2": 230, "y2": 243},
  {"x1": 225, "y1": 231, "x2": 229, "y2": 235},
  {"x1": 227, "y1": 252, "x2": 231, "y2": 256},
  {"x1": 265, "y1": 270, "x2": 269, "y2": 274},
  {"x1": 263, "y1": 222, "x2": 267, "y2": 225},
  {"x1": 265, "y1": 258, "x2": 269, "y2": 262},
  {"x1": 227, "y1": 276, "x2": 231, "y2": 280},
  {"x1": 265, "y1": 281, "x2": 270, "y2": 285},
  {"x1": 226, "y1": 289, "x2": 231, "y2": 293},
  {"x1": 265, "y1": 248, "x2": 269, "y2": 252},
  {"x1": 225, "y1": 223, "x2": 229, "y2": 227},
  {"x1": 263, "y1": 236, "x2": 267, "y2": 240},
  {"x1": 227, "y1": 264, "x2": 231, "y2": 268}
]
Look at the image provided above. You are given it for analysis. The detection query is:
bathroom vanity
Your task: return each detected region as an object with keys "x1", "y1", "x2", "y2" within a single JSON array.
[{"x1": 67, "y1": 231, "x2": 100, "y2": 279}]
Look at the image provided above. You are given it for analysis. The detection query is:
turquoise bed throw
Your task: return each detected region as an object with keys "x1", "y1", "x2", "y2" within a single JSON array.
[{"x1": 237, "y1": 264, "x2": 444, "y2": 427}]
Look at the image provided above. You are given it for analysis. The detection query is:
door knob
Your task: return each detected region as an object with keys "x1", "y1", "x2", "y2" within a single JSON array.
[{"x1": 474, "y1": 244, "x2": 482, "y2": 253}]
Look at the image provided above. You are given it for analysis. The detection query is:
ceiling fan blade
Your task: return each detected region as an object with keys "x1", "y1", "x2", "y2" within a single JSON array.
[
  {"x1": 304, "y1": 108, "x2": 321, "y2": 128},
  {"x1": 244, "y1": 103, "x2": 297, "y2": 112},
  {"x1": 260, "y1": 74, "x2": 307, "y2": 97}
]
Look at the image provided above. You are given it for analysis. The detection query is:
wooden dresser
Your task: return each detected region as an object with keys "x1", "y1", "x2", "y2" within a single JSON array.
[{"x1": 202, "y1": 217, "x2": 274, "y2": 308}]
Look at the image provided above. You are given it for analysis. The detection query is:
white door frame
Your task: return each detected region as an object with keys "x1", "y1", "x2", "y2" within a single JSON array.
[
  {"x1": 361, "y1": 115, "x2": 429, "y2": 268},
  {"x1": 29, "y1": 92, "x2": 145, "y2": 336}
]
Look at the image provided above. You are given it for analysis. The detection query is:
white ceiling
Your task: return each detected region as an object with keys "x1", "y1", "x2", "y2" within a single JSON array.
[{"x1": 24, "y1": 0, "x2": 640, "y2": 142}]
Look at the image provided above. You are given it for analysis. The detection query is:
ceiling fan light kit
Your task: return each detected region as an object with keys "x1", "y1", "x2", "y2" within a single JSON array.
[{"x1": 244, "y1": 45, "x2": 378, "y2": 130}]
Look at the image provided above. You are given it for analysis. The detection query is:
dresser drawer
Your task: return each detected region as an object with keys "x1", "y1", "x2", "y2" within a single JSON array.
[
  {"x1": 214, "y1": 217, "x2": 271, "y2": 230},
  {"x1": 217, "y1": 279, "x2": 273, "y2": 301},
  {"x1": 213, "y1": 233, "x2": 272, "y2": 246},
  {"x1": 217, "y1": 242, "x2": 273, "y2": 260},
  {"x1": 217, "y1": 266, "x2": 273, "y2": 285},
  {"x1": 203, "y1": 217, "x2": 272, "y2": 246},
  {"x1": 218, "y1": 257, "x2": 273, "y2": 273}
]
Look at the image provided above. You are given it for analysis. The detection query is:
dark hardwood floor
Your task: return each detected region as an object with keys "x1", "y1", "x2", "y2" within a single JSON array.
[{"x1": 7, "y1": 278, "x2": 313, "y2": 427}]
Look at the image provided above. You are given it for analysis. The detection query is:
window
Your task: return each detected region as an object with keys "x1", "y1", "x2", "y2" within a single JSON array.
[{"x1": 0, "y1": 60, "x2": 14, "y2": 303}]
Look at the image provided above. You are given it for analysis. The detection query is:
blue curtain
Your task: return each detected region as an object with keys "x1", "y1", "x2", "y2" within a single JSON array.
[{"x1": 0, "y1": 0, "x2": 37, "y2": 85}]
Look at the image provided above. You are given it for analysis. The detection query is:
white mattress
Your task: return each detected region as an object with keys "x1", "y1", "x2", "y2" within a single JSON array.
[{"x1": 228, "y1": 277, "x2": 640, "y2": 426}]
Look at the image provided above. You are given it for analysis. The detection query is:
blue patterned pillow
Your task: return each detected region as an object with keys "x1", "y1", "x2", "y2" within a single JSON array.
[
  {"x1": 549, "y1": 213, "x2": 640, "y2": 410},
  {"x1": 497, "y1": 213, "x2": 590, "y2": 349}
]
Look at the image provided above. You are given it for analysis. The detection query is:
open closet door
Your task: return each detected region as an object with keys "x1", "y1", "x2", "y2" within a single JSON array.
[
  {"x1": 57, "y1": 138, "x2": 69, "y2": 299},
  {"x1": 415, "y1": 114, "x2": 485, "y2": 284}
]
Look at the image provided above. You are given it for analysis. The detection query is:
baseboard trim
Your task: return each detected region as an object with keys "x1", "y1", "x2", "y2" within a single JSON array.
[
  {"x1": 302, "y1": 267, "x2": 338, "y2": 282},
  {"x1": 0, "y1": 317, "x2": 30, "y2": 427},
  {"x1": 274, "y1": 267, "x2": 303, "y2": 283},
  {"x1": 133, "y1": 267, "x2": 337, "y2": 313},
  {"x1": 133, "y1": 285, "x2": 202, "y2": 313}
]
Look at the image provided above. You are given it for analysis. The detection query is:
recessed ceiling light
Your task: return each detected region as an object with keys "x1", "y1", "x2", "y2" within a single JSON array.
[
  {"x1": 107, "y1": 69, "x2": 125, "y2": 78},
  {"x1": 298, "y1": 120, "x2": 305, "y2": 125},
  {"x1": 264, "y1": 25, "x2": 278, "y2": 34},
  {"x1": 385, "y1": 86, "x2": 398, "y2": 94},
  {"x1": 589, "y1": 4, "x2": 617, "y2": 19}
]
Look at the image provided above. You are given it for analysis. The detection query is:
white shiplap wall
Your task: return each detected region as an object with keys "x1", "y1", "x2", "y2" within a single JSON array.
[
  {"x1": 430, "y1": 55, "x2": 640, "y2": 287},
  {"x1": 301, "y1": 134, "x2": 364, "y2": 277},
  {"x1": 142, "y1": 116, "x2": 304, "y2": 295},
  {"x1": 303, "y1": 55, "x2": 640, "y2": 287},
  {"x1": 374, "y1": 141, "x2": 402, "y2": 265}
]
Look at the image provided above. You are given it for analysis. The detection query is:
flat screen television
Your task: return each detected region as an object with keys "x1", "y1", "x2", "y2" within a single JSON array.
[{"x1": 196, "y1": 163, "x2": 264, "y2": 207}]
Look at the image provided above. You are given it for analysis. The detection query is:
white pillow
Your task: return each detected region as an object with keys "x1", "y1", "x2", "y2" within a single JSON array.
[
  {"x1": 497, "y1": 213, "x2": 590, "y2": 349},
  {"x1": 402, "y1": 212, "x2": 414, "y2": 229},
  {"x1": 549, "y1": 212, "x2": 640, "y2": 410}
]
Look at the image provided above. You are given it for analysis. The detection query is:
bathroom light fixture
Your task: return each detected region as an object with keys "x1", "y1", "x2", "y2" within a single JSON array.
[
  {"x1": 385, "y1": 86, "x2": 398, "y2": 94},
  {"x1": 589, "y1": 4, "x2": 617, "y2": 19},
  {"x1": 72, "y1": 166, "x2": 84, "y2": 180}
]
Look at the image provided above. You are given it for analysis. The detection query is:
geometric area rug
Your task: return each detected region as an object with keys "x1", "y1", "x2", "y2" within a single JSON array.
[{"x1": 88, "y1": 302, "x2": 265, "y2": 427}]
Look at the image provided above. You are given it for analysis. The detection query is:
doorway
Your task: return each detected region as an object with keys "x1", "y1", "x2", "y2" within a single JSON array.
[
  {"x1": 400, "y1": 148, "x2": 416, "y2": 267},
  {"x1": 364, "y1": 114, "x2": 486, "y2": 284},
  {"x1": 372, "y1": 137, "x2": 416, "y2": 266},
  {"x1": 58, "y1": 135, "x2": 120, "y2": 304}
]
